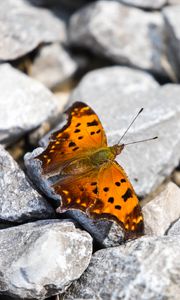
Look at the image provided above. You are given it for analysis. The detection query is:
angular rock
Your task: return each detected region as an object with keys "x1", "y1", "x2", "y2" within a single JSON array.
[
  {"x1": 0, "y1": 0, "x2": 66, "y2": 60},
  {"x1": 30, "y1": 43, "x2": 77, "y2": 89},
  {"x1": 70, "y1": 67, "x2": 180, "y2": 197},
  {"x1": 0, "y1": 219, "x2": 92, "y2": 299},
  {"x1": 63, "y1": 236, "x2": 180, "y2": 300},
  {"x1": 69, "y1": 1, "x2": 166, "y2": 75},
  {"x1": 167, "y1": 217, "x2": 180, "y2": 235},
  {"x1": 163, "y1": 5, "x2": 180, "y2": 80},
  {"x1": 0, "y1": 145, "x2": 54, "y2": 223},
  {"x1": 113, "y1": 0, "x2": 167, "y2": 9},
  {"x1": 143, "y1": 182, "x2": 180, "y2": 235},
  {"x1": 0, "y1": 64, "x2": 62, "y2": 146},
  {"x1": 68, "y1": 211, "x2": 125, "y2": 247}
]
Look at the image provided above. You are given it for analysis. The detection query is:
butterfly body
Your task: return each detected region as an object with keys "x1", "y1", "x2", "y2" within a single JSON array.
[{"x1": 36, "y1": 102, "x2": 144, "y2": 239}]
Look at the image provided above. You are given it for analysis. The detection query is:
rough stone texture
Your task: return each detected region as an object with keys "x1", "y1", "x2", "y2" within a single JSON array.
[
  {"x1": 70, "y1": 67, "x2": 180, "y2": 197},
  {"x1": 163, "y1": 5, "x2": 180, "y2": 80},
  {"x1": 0, "y1": 145, "x2": 54, "y2": 222},
  {"x1": 69, "y1": 0, "x2": 166, "y2": 75},
  {"x1": 62, "y1": 236, "x2": 180, "y2": 300},
  {"x1": 143, "y1": 182, "x2": 180, "y2": 235},
  {"x1": 113, "y1": 0, "x2": 167, "y2": 9},
  {"x1": 24, "y1": 147, "x2": 60, "y2": 201},
  {"x1": 67, "y1": 211, "x2": 125, "y2": 247},
  {"x1": 30, "y1": 43, "x2": 77, "y2": 90},
  {"x1": 0, "y1": 0, "x2": 67, "y2": 60},
  {"x1": 0, "y1": 64, "x2": 61, "y2": 146},
  {"x1": 0, "y1": 219, "x2": 92, "y2": 299},
  {"x1": 167, "y1": 218, "x2": 180, "y2": 235}
]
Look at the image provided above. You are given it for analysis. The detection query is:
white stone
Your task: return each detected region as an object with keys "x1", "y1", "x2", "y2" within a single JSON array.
[
  {"x1": 0, "y1": 0, "x2": 66, "y2": 60},
  {"x1": 69, "y1": 0, "x2": 166, "y2": 74},
  {"x1": 63, "y1": 236, "x2": 180, "y2": 300},
  {"x1": 0, "y1": 145, "x2": 54, "y2": 222},
  {"x1": 0, "y1": 220, "x2": 92, "y2": 299},
  {"x1": 30, "y1": 43, "x2": 77, "y2": 89},
  {"x1": 0, "y1": 64, "x2": 61, "y2": 145},
  {"x1": 143, "y1": 182, "x2": 180, "y2": 235}
]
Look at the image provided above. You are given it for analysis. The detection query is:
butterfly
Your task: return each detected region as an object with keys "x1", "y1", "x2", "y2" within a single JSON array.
[{"x1": 35, "y1": 102, "x2": 144, "y2": 239}]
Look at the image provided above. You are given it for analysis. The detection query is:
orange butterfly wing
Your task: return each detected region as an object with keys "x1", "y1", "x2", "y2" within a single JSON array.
[
  {"x1": 53, "y1": 161, "x2": 143, "y2": 237},
  {"x1": 88, "y1": 161, "x2": 144, "y2": 237},
  {"x1": 53, "y1": 169, "x2": 99, "y2": 213},
  {"x1": 36, "y1": 102, "x2": 107, "y2": 174}
]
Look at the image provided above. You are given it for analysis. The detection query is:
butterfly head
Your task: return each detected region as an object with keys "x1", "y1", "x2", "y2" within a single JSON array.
[{"x1": 112, "y1": 144, "x2": 125, "y2": 156}]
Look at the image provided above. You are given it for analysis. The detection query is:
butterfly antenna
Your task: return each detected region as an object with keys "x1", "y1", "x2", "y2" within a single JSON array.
[
  {"x1": 124, "y1": 136, "x2": 158, "y2": 146},
  {"x1": 118, "y1": 108, "x2": 143, "y2": 144}
]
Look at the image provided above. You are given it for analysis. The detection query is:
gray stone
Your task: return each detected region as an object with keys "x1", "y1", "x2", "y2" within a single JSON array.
[
  {"x1": 0, "y1": 145, "x2": 54, "y2": 223},
  {"x1": 24, "y1": 147, "x2": 60, "y2": 200},
  {"x1": 143, "y1": 182, "x2": 180, "y2": 236},
  {"x1": 167, "y1": 218, "x2": 180, "y2": 235},
  {"x1": 30, "y1": 43, "x2": 77, "y2": 89},
  {"x1": 0, "y1": 0, "x2": 66, "y2": 60},
  {"x1": 168, "y1": 0, "x2": 180, "y2": 4},
  {"x1": 163, "y1": 5, "x2": 180, "y2": 81},
  {"x1": 0, "y1": 219, "x2": 92, "y2": 299},
  {"x1": 63, "y1": 236, "x2": 180, "y2": 300},
  {"x1": 0, "y1": 64, "x2": 62, "y2": 146},
  {"x1": 69, "y1": 0, "x2": 167, "y2": 75},
  {"x1": 70, "y1": 67, "x2": 180, "y2": 197},
  {"x1": 67, "y1": 211, "x2": 125, "y2": 247},
  {"x1": 112, "y1": 0, "x2": 167, "y2": 9}
]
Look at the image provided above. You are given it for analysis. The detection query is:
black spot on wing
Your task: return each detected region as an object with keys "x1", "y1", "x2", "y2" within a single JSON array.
[
  {"x1": 69, "y1": 141, "x2": 76, "y2": 147},
  {"x1": 93, "y1": 187, "x2": 98, "y2": 195},
  {"x1": 108, "y1": 197, "x2": 114, "y2": 203},
  {"x1": 74, "y1": 129, "x2": 81, "y2": 133},
  {"x1": 121, "y1": 179, "x2": 126, "y2": 183},
  {"x1": 122, "y1": 188, "x2": 133, "y2": 202},
  {"x1": 103, "y1": 187, "x2": 109, "y2": 192},
  {"x1": 115, "y1": 205, "x2": 121, "y2": 210},
  {"x1": 76, "y1": 123, "x2": 81, "y2": 127},
  {"x1": 87, "y1": 120, "x2": 99, "y2": 127},
  {"x1": 72, "y1": 147, "x2": 79, "y2": 151}
]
